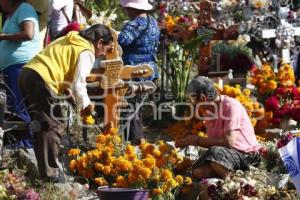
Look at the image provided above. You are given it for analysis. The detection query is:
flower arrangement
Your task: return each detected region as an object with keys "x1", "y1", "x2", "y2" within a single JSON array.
[
  {"x1": 259, "y1": 132, "x2": 297, "y2": 175},
  {"x1": 249, "y1": 63, "x2": 295, "y2": 96},
  {"x1": 88, "y1": 8, "x2": 118, "y2": 28},
  {"x1": 264, "y1": 86, "x2": 300, "y2": 124},
  {"x1": 165, "y1": 116, "x2": 207, "y2": 149},
  {"x1": 0, "y1": 170, "x2": 40, "y2": 200},
  {"x1": 248, "y1": 63, "x2": 277, "y2": 97},
  {"x1": 248, "y1": 63, "x2": 300, "y2": 127},
  {"x1": 68, "y1": 126, "x2": 192, "y2": 200},
  {"x1": 203, "y1": 167, "x2": 298, "y2": 199},
  {"x1": 259, "y1": 141, "x2": 287, "y2": 174},
  {"x1": 157, "y1": 0, "x2": 198, "y2": 38}
]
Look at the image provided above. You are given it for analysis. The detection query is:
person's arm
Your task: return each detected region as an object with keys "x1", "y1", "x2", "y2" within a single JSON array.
[
  {"x1": 118, "y1": 22, "x2": 140, "y2": 46},
  {"x1": 180, "y1": 104, "x2": 241, "y2": 148},
  {"x1": 0, "y1": 20, "x2": 34, "y2": 41},
  {"x1": 72, "y1": 50, "x2": 95, "y2": 109},
  {"x1": 182, "y1": 130, "x2": 237, "y2": 149}
]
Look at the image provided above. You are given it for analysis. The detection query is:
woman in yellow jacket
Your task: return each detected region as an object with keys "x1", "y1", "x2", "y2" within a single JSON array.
[{"x1": 19, "y1": 24, "x2": 113, "y2": 183}]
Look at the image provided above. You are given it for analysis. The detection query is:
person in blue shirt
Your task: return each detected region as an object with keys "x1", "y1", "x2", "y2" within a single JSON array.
[
  {"x1": 0, "y1": 0, "x2": 41, "y2": 148},
  {"x1": 118, "y1": 0, "x2": 160, "y2": 144}
]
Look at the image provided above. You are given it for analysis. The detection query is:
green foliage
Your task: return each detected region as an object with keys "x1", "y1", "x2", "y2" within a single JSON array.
[
  {"x1": 161, "y1": 32, "x2": 214, "y2": 102},
  {"x1": 212, "y1": 42, "x2": 252, "y2": 60}
]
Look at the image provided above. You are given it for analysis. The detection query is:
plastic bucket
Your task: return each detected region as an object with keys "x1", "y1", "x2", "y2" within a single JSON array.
[{"x1": 97, "y1": 187, "x2": 149, "y2": 200}]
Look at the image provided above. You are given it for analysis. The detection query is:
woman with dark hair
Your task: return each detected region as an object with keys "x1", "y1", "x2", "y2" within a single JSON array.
[
  {"x1": 19, "y1": 24, "x2": 113, "y2": 182},
  {"x1": 0, "y1": 0, "x2": 40, "y2": 147},
  {"x1": 118, "y1": 0, "x2": 160, "y2": 144}
]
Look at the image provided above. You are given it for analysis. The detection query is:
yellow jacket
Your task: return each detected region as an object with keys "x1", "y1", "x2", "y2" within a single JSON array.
[{"x1": 25, "y1": 31, "x2": 95, "y2": 94}]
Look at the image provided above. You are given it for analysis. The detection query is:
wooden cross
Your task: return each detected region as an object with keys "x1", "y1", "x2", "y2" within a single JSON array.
[
  {"x1": 99, "y1": 60, "x2": 153, "y2": 131},
  {"x1": 88, "y1": 29, "x2": 154, "y2": 131},
  {"x1": 198, "y1": 0, "x2": 239, "y2": 75}
]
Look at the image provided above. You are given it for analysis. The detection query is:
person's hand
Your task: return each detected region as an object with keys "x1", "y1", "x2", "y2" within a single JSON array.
[
  {"x1": 175, "y1": 135, "x2": 201, "y2": 148},
  {"x1": 80, "y1": 103, "x2": 95, "y2": 117}
]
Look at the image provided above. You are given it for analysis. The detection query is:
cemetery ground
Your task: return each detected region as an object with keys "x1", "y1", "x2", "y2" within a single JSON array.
[{"x1": 0, "y1": 98, "x2": 299, "y2": 200}]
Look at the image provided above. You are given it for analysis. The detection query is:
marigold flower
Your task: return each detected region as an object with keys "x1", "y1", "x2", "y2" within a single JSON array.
[
  {"x1": 152, "y1": 149, "x2": 161, "y2": 157},
  {"x1": 175, "y1": 175, "x2": 184, "y2": 184},
  {"x1": 82, "y1": 115, "x2": 95, "y2": 125},
  {"x1": 243, "y1": 89, "x2": 251, "y2": 96},
  {"x1": 140, "y1": 167, "x2": 152, "y2": 179},
  {"x1": 103, "y1": 166, "x2": 111, "y2": 175},
  {"x1": 95, "y1": 177, "x2": 108, "y2": 186},
  {"x1": 143, "y1": 155, "x2": 156, "y2": 169},
  {"x1": 96, "y1": 134, "x2": 108, "y2": 145},
  {"x1": 69, "y1": 160, "x2": 77, "y2": 172},
  {"x1": 152, "y1": 188, "x2": 163, "y2": 195},
  {"x1": 167, "y1": 178, "x2": 179, "y2": 188},
  {"x1": 125, "y1": 144, "x2": 135, "y2": 155},
  {"x1": 115, "y1": 176, "x2": 129, "y2": 188},
  {"x1": 94, "y1": 163, "x2": 104, "y2": 171},
  {"x1": 68, "y1": 148, "x2": 81, "y2": 157},
  {"x1": 162, "y1": 169, "x2": 173, "y2": 181},
  {"x1": 184, "y1": 177, "x2": 192, "y2": 185}
]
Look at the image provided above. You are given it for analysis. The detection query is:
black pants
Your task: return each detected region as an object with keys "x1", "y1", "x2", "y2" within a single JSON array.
[
  {"x1": 124, "y1": 96, "x2": 144, "y2": 142},
  {"x1": 18, "y1": 68, "x2": 65, "y2": 179}
]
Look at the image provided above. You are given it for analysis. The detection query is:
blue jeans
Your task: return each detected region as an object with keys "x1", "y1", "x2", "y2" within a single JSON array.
[{"x1": 2, "y1": 63, "x2": 33, "y2": 148}]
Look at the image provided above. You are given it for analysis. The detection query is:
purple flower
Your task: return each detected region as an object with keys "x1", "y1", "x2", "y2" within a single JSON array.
[{"x1": 18, "y1": 190, "x2": 40, "y2": 200}]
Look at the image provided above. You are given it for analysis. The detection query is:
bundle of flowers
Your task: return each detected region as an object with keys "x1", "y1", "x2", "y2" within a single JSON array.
[
  {"x1": 68, "y1": 127, "x2": 192, "y2": 199},
  {"x1": 157, "y1": 1, "x2": 198, "y2": 39},
  {"x1": 259, "y1": 132, "x2": 299, "y2": 174},
  {"x1": 264, "y1": 86, "x2": 300, "y2": 124},
  {"x1": 165, "y1": 117, "x2": 207, "y2": 149},
  {"x1": 220, "y1": 84, "x2": 264, "y2": 127},
  {"x1": 0, "y1": 170, "x2": 40, "y2": 200},
  {"x1": 249, "y1": 63, "x2": 296, "y2": 98},
  {"x1": 259, "y1": 141, "x2": 287, "y2": 174},
  {"x1": 88, "y1": 8, "x2": 118, "y2": 28},
  {"x1": 203, "y1": 167, "x2": 298, "y2": 200},
  {"x1": 248, "y1": 63, "x2": 277, "y2": 96}
]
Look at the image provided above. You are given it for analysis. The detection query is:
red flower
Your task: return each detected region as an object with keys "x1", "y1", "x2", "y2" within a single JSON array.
[
  {"x1": 277, "y1": 133, "x2": 294, "y2": 148},
  {"x1": 270, "y1": 117, "x2": 281, "y2": 124},
  {"x1": 281, "y1": 103, "x2": 292, "y2": 115},
  {"x1": 258, "y1": 147, "x2": 268, "y2": 156},
  {"x1": 290, "y1": 106, "x2": 300, "y2": 121},
  {"x1": 61, "y1": 22, "x2": 81, "y2": 37},
  {"x1": 291, "y1": 86, "x2": 300, "y2": 100},
  {"x1": 250, "y1": 65, "x2": 258, "y2": 75},
  {"x1": 265, "y1": 96, "x2": 280, "y2": 111},
  {"x1": 275, "y1": 87, "x2": 285, "y2": 96}
]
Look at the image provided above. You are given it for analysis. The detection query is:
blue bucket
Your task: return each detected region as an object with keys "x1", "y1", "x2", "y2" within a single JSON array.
[{"x1": 97, "y1": 187, "x2": 149, "y2": 200}]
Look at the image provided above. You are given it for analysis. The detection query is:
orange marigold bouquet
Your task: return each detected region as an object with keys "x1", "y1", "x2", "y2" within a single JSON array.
[
  {"x1": 248, "y1": 63, "x2": 295, "y2": 101},
  {"x1": 166, "y1": 116, "x2": 207, "y2": 149},
  {"x1": 68, "y1": 126, "x2": 192, "y2": 199}
]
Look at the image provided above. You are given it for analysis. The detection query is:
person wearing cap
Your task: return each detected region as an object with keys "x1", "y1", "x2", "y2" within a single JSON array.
[
  {"x1": 19, "y1": 24, "x2": 113, "y2": 182},
  {"x1": 118, "y1": 0, "x2": 160, "y2": 144},
  {"x1": 177, "y1": 76, "x2": 262, "y2": 180}
]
